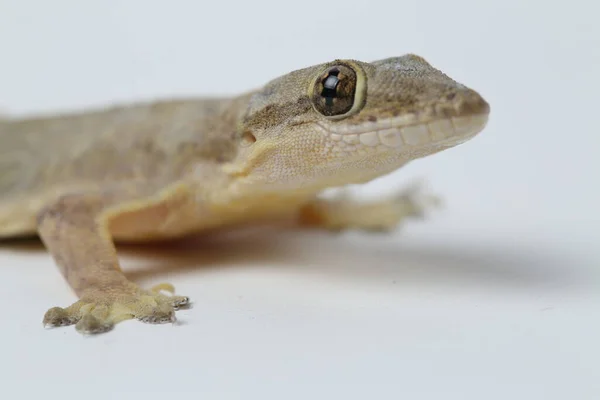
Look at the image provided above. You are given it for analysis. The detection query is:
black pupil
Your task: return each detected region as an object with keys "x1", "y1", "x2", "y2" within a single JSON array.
[{"x1": 321, "y1": 69, "x2": 340, "y2": 106}]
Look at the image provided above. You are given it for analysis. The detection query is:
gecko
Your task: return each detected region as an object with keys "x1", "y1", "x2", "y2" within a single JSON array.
[{"x1": 0, "y1": 54, "x2": 489, "y2": 334}]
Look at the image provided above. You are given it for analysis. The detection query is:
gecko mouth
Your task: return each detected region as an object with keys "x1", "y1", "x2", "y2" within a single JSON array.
[{"x1": 315, "y1": 112, "x2": 489, "y2": 149}]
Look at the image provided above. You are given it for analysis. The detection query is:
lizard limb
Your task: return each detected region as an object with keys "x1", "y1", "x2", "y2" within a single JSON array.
[
  {"x1": 298, "y1": 183, "x2": 441, "y2": 232},
  {"x1": 38, "y1": 191, "x2": 189, "y2": 334}
]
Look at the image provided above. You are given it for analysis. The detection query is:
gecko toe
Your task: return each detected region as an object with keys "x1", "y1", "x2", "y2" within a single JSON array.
[
  {"x1": 394, "y1": 183, "x2": 441, "y2": 219},
  {"x1": 43, "y1": 306, "x2": 79, "y2": 328},
  {"x1": 137, "y1": 309, "x2": 176, "y2": 324},
  {"x1": 150, "y1": 282, "x2": 176, "y2": 294},
  {"x1": 171, "y1": 295, "x2": 191, "y2": 310},
  {"x1": 75, "y1": 314, "x2": 114, "y2": 335},
  {"x1": 134, "y1": 298, "x2": 176, "y2": 324}
]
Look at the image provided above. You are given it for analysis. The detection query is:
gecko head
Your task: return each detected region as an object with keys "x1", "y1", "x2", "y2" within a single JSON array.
[{"x1": 231, "y1": 54, "x2": 489, "y2": 191}]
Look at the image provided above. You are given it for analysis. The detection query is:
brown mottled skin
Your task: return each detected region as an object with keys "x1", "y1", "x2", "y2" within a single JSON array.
[{"x1": 0, "y1": 55, "x2": 489, "y2": 334}]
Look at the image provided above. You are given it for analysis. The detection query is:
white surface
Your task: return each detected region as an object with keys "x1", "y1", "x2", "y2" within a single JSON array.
[{"x1": 1, "y1": 0, "x2": 599, "y2": 399}]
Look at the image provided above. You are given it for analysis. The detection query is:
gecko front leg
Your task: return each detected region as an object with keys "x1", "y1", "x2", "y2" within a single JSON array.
[
  {"x1": 37, "y1": 191, "x2": 189, "y2": 334},
  {"x1": 297, "y1": 184, "x2": 441, "y2": 232}
]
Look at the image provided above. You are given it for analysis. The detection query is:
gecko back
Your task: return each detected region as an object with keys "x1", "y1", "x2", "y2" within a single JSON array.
[
  {"x1": 0, "y1": 118, "x2": 34, "y2": 198},
  {"x1": 0, "y1": 98, "x2": 240, "y2": 237}
]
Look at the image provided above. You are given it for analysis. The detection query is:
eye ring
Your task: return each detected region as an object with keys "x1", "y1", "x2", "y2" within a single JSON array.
[{"x1": 309, "y1": 61, "x2": 366, "y2": 119}]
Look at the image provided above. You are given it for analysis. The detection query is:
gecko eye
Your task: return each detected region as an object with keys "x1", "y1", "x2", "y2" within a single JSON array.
[{"x1": 311, "y1": 65, "x2": 357, "y2": 117}]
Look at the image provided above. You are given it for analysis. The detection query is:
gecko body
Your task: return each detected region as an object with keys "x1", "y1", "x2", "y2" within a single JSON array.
[{"x1": 0, "y1": 55, "x2": 489, "y2": 334}]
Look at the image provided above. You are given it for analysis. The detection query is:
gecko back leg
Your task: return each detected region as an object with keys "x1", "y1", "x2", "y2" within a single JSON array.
[{"x1": 37, "y1": 188, "x2": 190, "y2": 334}]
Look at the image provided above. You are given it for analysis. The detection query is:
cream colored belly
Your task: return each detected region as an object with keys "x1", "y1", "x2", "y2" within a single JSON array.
[
  {"x1": 108, "y1": 192, "x2": 314, "y2": 242},
  {"x1": 0, "y1": 186, "x2": 314, "y2": 241}
]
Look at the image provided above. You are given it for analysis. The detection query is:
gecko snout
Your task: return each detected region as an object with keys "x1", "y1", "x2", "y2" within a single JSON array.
[
  {"x1": 451, "y1": 89, "x2": 490, "y2": 118},
  {"x1": 432, "y1": 89, "x2": 489, "y2": 146}
]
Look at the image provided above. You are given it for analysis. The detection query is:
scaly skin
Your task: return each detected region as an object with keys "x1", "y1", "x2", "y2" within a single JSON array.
[{"x1": 0, "y1": 55, "x2": 489, "y2": 334}]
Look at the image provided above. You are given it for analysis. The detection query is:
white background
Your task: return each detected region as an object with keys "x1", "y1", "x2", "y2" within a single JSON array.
[{"x1": 0, "y1": 1, "x2": 598, "y2": 399}]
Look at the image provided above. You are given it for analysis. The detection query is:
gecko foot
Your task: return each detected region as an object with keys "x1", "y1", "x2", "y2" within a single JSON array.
[
  {"x1": 361, "y1": 182, "x2": 441, "y2": 232},
  {"x1": 389, "y1": 181, "x2": 442, "y2": 220},
  {"x1": 43, "y1": 283, "x2": 190, "y2": 335},
  {"x1": 300, "y1": 181, "x2": 441, "y2": 232}
]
